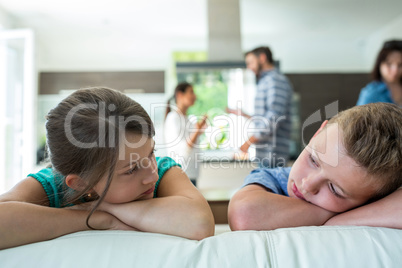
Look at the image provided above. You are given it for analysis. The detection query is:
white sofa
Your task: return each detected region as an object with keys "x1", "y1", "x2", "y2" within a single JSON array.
[{"x1": 1, "y1": 226, "x2": 401, "y2": 267}]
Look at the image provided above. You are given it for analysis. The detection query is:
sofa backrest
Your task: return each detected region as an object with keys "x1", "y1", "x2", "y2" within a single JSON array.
[{"x1": 1, "y1": 226, "x2": 401, "y2": 267}]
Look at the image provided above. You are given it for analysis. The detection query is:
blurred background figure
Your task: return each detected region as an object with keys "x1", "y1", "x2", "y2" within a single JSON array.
[
  {"x1": 164, "y1": 82, "x2": 207, "y2": 186},
  {"x1": 357, "y1": 40, "x2": 402, "y2": 106},
  {"x1": 227, "y1": 46, "x2": 293, "y2": 168}
]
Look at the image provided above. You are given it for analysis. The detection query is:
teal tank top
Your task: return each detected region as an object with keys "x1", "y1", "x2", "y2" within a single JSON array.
[{"x1": 28, "y1": 157, "x2": 181, "y2": 208}]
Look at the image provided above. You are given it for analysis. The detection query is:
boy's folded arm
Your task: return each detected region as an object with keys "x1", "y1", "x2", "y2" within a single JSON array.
[
  {"x1": 325, "y1": 188, "x2": 402, "y2": 229},
  {"x1": 228, "y1": 184, "x2": 336, "y2": 231}
]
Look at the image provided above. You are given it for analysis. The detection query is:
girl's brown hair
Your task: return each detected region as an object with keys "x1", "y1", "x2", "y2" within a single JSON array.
[{"x1": 45, "y1": 87, "x2": 154, "y2": 227}]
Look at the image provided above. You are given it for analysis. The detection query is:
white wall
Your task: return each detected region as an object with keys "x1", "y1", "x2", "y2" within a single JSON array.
[
  {"x1": 0, "y1": 6, "x2": 14, "y2": 29},
  {"x1": 36, "y1": 35, "x2": 207, "y2": 72},
  {"x1": 3, "y1": 1, "x2": 402, "y2": 75},
  {"x1": 242, "y1": 17, "x2": 402, "y2": 74},
  {"x1": 243, "y1": 36, "x2": 370, "y2": 73},
  {"x1": 37, "y1": 33, "x2": 374, "y2": 74},
  {"x1": 364, "y1": 14, "x2": 402, "y2": 69},
  {"x1": 36, "y1": 24, "x2": 401, "y2": 75},
  {"x1": 240, "y1": 0, "x2": 402, "y2": 73}
]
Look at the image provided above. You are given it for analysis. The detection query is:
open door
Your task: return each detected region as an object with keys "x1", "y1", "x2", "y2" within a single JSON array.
[{"x1": 0, "y1": 29, "x2": 36, "y2": 193}]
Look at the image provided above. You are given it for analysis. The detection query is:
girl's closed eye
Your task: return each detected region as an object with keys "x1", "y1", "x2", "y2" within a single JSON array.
[{"x1": 126, "y1": 165, "x2": 138, "y2": 175}]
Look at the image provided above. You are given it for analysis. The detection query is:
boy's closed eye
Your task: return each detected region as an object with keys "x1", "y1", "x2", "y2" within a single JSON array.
[
  {"x1": 309, "y1": 154, "x2": 319, "y2": 167},
  {"x1": 328, "y1": 183, "x2": 344, "y2": 199},
  {"x1": 308, "y1": 153, "x2": 345, "y2": 199}
]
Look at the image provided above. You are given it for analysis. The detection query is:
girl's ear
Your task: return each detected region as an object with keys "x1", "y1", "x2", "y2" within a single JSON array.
[
  {"x1": 311, "y1": 120, "x2": 329, "y2": 139},
  {"x1": 65, "y1": 174, "x2": 87, "y2": 191}
]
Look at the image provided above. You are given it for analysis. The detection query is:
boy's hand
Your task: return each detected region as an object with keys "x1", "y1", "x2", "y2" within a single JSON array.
[{"x1": 229, "y1": 184, "x2": 338, "y2": 231}]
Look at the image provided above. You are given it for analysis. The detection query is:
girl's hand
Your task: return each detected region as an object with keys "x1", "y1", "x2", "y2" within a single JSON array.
[
  {"x1": 67, "y1": 201, "x2": 96, "y2": 211},
  {"x1": 197, "y1": 115, "x2": 208, "y2": 130},
  {"x1": 68, "y1": 200, "x2": 111, "y2": 213},
  {"x1": 89, "y1": 210, "x2": 138, "y2": 231},
  {"x1": 66, "y1": 202, "x2": 138, "y2": 231}
]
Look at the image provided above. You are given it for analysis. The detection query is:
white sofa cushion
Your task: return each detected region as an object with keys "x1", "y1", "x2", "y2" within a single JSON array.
[{"x1": 1, "y1": 226, "x2": 401, "y2": 267}]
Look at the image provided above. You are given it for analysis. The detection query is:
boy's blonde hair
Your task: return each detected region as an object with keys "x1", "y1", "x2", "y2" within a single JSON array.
[{"x1": 328, "y1": 102, "x2": 402, "y2": 201}]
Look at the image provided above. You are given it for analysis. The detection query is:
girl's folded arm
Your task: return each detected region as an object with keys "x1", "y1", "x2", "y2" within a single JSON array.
[
  {"x1": 98, "y1": 166, "x2": 215, "y2": 240},
  {"x1": 0, "y1": 178, "x2": 130, "y2": 250}
]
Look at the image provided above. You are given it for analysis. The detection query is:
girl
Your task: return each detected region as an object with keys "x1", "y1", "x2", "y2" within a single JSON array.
[
  {"x1": 357, "y1": 39, "x2": 402, "y2": 106},
  {"x1": 0, "y1": 87, "x2": 215, "y2": 250},
  {"x1": 164, "y1": 82, "x2": 207, "y2": 186}
]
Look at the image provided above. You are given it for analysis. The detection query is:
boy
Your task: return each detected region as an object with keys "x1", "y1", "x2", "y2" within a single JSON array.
[{"x1": 228, "y1": 102, "x2": 402, "y2": 231}]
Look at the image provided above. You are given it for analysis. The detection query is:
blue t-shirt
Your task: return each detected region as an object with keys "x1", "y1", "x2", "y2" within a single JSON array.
[
  {"x1": 356, "y1": 81, "x2": 394, "y2": 106},
  {"x1": 28, "y1": 156, "x2": 180, "y2": 208},
  {"x1": 243, "y1": 167, "x2": 291, "y2": 196}
]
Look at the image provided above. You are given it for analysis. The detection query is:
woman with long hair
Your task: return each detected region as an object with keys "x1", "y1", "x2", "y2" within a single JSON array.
[{"x1": 357, "y1": 39, "x2": 402, "y2": 106}]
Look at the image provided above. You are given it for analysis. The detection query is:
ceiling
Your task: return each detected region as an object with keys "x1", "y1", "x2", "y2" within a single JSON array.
[{"x1": 1, "y1": 0, "x2": 401, "y2": 71}]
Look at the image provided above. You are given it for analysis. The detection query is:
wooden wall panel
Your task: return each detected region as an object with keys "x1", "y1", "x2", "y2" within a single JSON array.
[
  {"x1": 286, "y1": 73, "x2": 370, "y2": 144},
  {"x1": 39, "y1": 71, "x2": 165, "y2": 94}
]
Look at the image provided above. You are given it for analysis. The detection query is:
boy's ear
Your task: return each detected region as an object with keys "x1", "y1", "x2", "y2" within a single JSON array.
[
  {"x1": 311, "y1": 120, "x2": 329, "y2": 139},
  {"x1": 65, "y1": 174, "x2": 87, "y2": 191}
]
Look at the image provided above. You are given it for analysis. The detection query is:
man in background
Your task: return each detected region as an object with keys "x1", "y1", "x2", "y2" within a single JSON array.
[{"x1": 228, "y1": 46, "x2": 293, "y2": 168}]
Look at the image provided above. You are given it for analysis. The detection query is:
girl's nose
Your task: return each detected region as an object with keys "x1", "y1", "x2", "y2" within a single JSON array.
[{"x1": 142, "y1": 159, "x2": 159, "y2": 185}]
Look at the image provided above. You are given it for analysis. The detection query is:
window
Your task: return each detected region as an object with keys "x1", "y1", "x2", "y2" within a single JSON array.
[
  {"x1": 0, "y1": 29, "x2": 36, "y2": 193},
  {"x1": 177, "y1": 65, "x2": 256, "y2": 153}
]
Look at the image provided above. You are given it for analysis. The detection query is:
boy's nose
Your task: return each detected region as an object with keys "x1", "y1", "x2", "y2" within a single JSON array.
[{"x1": 301, "y1": 176, "x2": 321, "y2": 195}]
